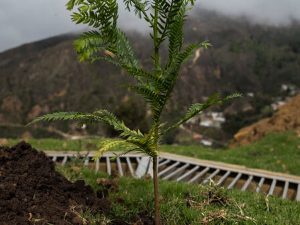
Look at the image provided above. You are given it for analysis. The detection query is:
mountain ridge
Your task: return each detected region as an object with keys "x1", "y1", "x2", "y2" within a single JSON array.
[{"x1": 1, "y1": 9, "x2": 299, "y2": 143}]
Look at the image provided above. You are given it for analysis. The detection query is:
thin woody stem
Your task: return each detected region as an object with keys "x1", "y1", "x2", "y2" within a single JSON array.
[{"x1": 153, "y1": 155, "x2": 161, "y2": 225}]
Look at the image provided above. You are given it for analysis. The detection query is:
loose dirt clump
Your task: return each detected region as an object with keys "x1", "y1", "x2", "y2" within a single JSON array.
[
  {"x1": 0, "y1": 142, "x2": 110, "y2": 225},
  {"x1": 233, "y1": 94, "x2": 300, "y2": 146}
]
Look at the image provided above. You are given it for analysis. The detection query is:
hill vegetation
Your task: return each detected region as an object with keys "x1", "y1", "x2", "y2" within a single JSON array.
[{"x1": 0, "y1": 9, "x2": 300, "y2": 143}]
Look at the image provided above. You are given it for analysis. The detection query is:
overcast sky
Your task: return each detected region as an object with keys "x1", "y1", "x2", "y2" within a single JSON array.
[{"x1": 0, "y1": 0, "x2": 300, "y2": 53}]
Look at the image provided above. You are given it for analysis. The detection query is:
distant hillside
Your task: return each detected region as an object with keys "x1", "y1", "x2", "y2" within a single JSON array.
[
  {"x1": 0, "y1": 9, "x2": 299, "y2": 143},
  {"x1": 233, "y1": 94, "x2": 300, "y2": 146}
]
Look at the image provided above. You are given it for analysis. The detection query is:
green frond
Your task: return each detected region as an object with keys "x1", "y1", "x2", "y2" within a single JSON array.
[
  {"x1": 159, "y1": 0, "x2": 183, "y2": 43},
  {"x1": 131, "y1": 122, "x2": 165, "y2": 157},
  {"x1": 93, "y1": 110, "x2": 144, "y2": 139},
  {"x1": 68, "y1": 0, "x2": 118, "y2": 33},
  {"x1": 28, "y1": 110, "x2": 144, "y2": 141},
  {"x1": 131, "y1": 85, "x2": 161, "y2": 101},
  {"x1": 123, "y1": 0, "x2": 151, "y2": 23},
  {"x1": 123, "y1": 66, "x2": 169, "y2": 92},
  {"x1": 155, "y1": 0, "x2": 195, "y2": 47},
  {"x1": 112, "y1": 29, "x2": 140, "y2": 68},
  {"x1": 123, "y1": 66, "x2": 151, "y2": 82},
  {"x1": 223, "y1": 93, "x2": 243, "y2": 101},
  {"x1": 131, "y1": 84, "x2": 164, "y2": 121},
  {"x1": 66, "y1": 0, "x2": 76, "y2": 10},
  {"x1": 27, "y1": 112, "x2": 102, "y2": 126},
  {"x1": 177, "y1": 41, "x2": 211, "y2": 63},
  {"x1": 74, "y1": 31, "x2": 107, "y2": 61},
  {"x1": 95, "y1": 135, "x2": 158, "y2": 158},
  {"x1": 167, "y1": 41, "x2": 211, "y2": 71},
  {"x1": 94, "y1": 139, "x2": 136, "y2": 158},
  {"x1": 93, "y1": 55, "x2": 122, "y2": 66},
  {"x1": 164, "y1": 41, "x2": 211, "y2": 87},
  {"x1": 67, "y1": 0, "x2": 122, "y2": 63},
  {"x1": 167, "y1": 2, "x2": 185, "y2": 61},
  {"x1": 129, "y1": 77, "x2": 167, "y2": 123},
  {"x1": 147, "y1": 123, "x2": 163, "y2": 144},
  {"x1": 75, "y1": 28, "x2": 140, "y2": 69},
  {"x1": 68, "y1": 1, "x2": 140, "y2": 67},
  {"x1": 164, "y1": 93, "x2": 242, "y2": 133},
  {"x1": 126, "y1": 137, "x2": 157, "y2": 157}
]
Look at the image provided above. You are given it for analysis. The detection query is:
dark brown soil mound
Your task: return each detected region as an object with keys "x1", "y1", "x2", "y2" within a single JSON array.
[{"x1": 0, "y1": 142, "x2": 110, "y2": 225}]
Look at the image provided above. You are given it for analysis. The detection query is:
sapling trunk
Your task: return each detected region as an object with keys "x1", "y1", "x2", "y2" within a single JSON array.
[{"x1": 153, "y1": 155, "x2": 161, "y2": 225}]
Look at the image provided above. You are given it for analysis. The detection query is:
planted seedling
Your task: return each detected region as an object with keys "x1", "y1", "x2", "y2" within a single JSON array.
[{"x1": 30, "y1": 0, "x2": 241, "y2": 224}]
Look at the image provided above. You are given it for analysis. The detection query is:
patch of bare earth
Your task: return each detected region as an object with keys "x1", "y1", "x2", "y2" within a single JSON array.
[
  {"x1": 233, "y1": 94, "x2": 300, "y2": 146},
  {"x1": 0, "y1": 142, "x2": 110, "y2": 225}
]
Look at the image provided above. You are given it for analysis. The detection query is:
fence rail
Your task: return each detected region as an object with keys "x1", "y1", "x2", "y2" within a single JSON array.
[{"x1": 46, "y1": 151, "x2": 300, "y2": 201}]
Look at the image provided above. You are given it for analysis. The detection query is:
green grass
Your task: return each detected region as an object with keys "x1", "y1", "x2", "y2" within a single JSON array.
[
  {"x1": 58, "y1": 164, "x2": 300, "y2": 225},
  {"x1": 6, "y1": 138, "x2": 102, "y2": 152},
  {"x1": 6, "y1": 131, "x2": 300, "y2": 176},
  {"x1": 162, "y1": 132, "x2": 300, "y2": 176}
]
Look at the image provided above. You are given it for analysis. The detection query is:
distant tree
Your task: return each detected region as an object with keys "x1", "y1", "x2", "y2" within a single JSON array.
[{"x1": 29, "y1": 1, "x2": 240, "y2": 224}]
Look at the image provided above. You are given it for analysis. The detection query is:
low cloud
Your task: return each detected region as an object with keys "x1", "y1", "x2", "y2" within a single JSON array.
[
  {"x1": 198, "y1": 0, "x2": 300, "y2": 26},
  {"x1": 0, "y1": 0, "x2": 299, "y2": 52},
  {"x1": 0, "y1": 0, "x2": 84, "y2": 52}
]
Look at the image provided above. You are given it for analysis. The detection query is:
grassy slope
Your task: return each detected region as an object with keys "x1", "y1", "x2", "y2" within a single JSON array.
[
  {"x1": 162, "y1": 132, "x2": 300, "y2": 176},
  {"x1": 7, "y1": 132, "x2": 300, "y2": 176},
  {"x1": 58, "y1": 165, "x2": 300, "y2": 225},
  {"x1": 7, "y1": 138, "x2": 101, "y2": 152}
]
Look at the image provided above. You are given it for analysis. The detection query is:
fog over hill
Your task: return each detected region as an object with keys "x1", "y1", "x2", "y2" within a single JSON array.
[
  {"x1": 1, "y1": 0, "x2": 300, "y2": 52},
  {"x1": 197, "y1": 0, "x2": 300, "y2": 26}
]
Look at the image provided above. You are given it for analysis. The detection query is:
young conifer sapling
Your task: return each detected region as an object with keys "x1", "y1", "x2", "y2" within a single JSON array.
[{"x1": 30, "y1": 1, "x2": 241, "y2": 224}]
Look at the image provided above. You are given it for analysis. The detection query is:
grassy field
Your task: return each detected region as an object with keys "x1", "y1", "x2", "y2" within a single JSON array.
[
  {"x1": 6, "y1": 131, "x2": 300, "y2": 176},
  {"x1": 57, "y1": 164, "x2": 300, "y2": 225},
  {"x1": 162, "y1": 132, "x2": 300, "y2": 176}
]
